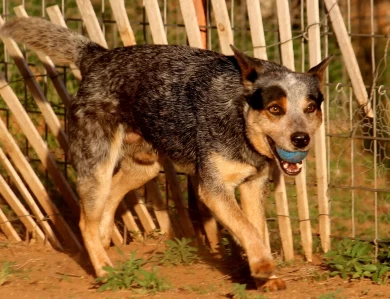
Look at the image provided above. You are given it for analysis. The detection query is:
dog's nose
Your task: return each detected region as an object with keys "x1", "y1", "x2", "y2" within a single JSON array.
[{"x1": 291, "y1": 132, "x2": 310, "y2": 148}]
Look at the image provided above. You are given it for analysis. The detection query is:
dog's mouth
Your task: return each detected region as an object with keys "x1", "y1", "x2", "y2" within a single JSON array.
[{"x1": 266, "y1": 136, "x2": 307, "y2": 176}]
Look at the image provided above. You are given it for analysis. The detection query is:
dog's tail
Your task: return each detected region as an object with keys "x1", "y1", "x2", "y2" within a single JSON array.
[{"x1": 0, "y1": 17, "x2": 107, "y2": 71}]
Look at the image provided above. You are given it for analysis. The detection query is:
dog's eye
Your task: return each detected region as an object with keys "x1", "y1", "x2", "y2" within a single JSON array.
[
  {"x1": 268, "y1": 105, "x2": 283, "y2": 115},
  {"x1": 305, "y1": 103, "x2": 317, "y2": 113}
]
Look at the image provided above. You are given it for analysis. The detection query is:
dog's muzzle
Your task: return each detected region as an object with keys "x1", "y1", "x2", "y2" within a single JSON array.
[{"x1": 266, "y1": 136, "x2": 308, "y2": 175}]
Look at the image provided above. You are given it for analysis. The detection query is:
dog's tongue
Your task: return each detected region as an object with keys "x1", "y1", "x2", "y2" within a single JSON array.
[{"x1": 282, "y1": 161, "x2": 303, "y2": 174}]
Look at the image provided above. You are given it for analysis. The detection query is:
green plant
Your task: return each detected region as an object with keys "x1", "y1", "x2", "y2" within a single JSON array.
[
  {"x1": 317, "y1": 289, "x2": 345, "y2": 299},
  {"x1": 183, "y1": 284, "x2": 216, "y2": 295},
  {"x1": 0, "y1": 261, "x2": 17, "y2": 286},
  {"x1": 95, "y1": 251, "x2": 171, "y2": 293},
  {"x1": 324, "y1": 239, "x2": 390, "y2": 284},
  {"x1": 231, "y1": 283, "x2": 249, "y2": 299},
  {"x1": 156, "y1": 237, "x2": 199, "y2": 266}
]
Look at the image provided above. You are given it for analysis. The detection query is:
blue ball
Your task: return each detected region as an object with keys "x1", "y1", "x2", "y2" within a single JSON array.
[{"x1": 275, "y1": 146, "x2": 308, "y2": 163}]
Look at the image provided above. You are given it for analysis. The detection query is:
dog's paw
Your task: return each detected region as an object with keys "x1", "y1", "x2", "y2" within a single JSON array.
[
  {"x1": 94, "y1": 257, "x2": 113, "y2": 278},
  {"x1": 255, "y1": 276, "x2": 286, "y2": 292},
  {"x1": 250, "y1": 258, "x2": 275, "y2": 279}
]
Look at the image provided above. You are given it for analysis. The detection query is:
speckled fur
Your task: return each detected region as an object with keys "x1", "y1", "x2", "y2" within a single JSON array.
[{"x1": 1, "y1": 17, "x2": 332, "y2": 290}]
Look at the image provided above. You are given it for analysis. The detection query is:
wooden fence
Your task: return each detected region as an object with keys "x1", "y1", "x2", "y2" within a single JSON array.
[{"x1": 0, "y1": 0, "x2": 374, "y2": 261}]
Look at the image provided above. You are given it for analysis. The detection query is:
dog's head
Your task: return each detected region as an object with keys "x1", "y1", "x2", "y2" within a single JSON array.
[{"x1": 231, "y1": 46, "x2": 332, "y2": 176}]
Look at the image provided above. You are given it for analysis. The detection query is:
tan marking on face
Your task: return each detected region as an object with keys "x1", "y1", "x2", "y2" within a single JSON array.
[{"x1": 210, "y1": 152, "x2": 257, "y2": 186}]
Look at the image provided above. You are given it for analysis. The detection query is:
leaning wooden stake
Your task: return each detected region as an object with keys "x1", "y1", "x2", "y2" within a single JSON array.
[
  {"x1": 46, "y1": 5, "x2": 81, "y2": 80},
  {"x1": 109, "y1": 0, "x2": 136, "y2": 46},
  {"x1": 0, "y1": 16, "x2": 69, "y2": 153},
  {"x1": 0, "y1": 72, "x2": 79, "y2": 216},
  {"x1": 75, "y1": 0, "x2": 108, "y2": 48},
  {"x1": 307, "y1": 0, "x2": 331, "y2": 253},
  {"x1": 145, "y1": 180, "x2": 176, "y2": 238},
  {"x1": 0, "y1": 118, "x2": 81, "y2": 249},
  {"x1": 0, "y1": 149, "x2": 62, "y2": 249},
  {"x1": 144, "y1": 0, "x2": 168, "y2": 45},
  {"x1": 0, "y1": 174, "x2": 47, "y2": 245},
  {"x1": 179, "y1": 0, "x2": 203, "y2": 49},
  {"x1": 210, "y1": 0, "x2": 234, "y2": 54},
  {"x1": 246, "y1": 0, "x2": 268, "y2": 60},
  {"x1": 14, "y1": 6, "x2": 72, "y2": 108},
  {"x1": 0, "y1": 208, "x2": 21, "y2": 242},
  {"x1": 323, "y1": 0, "x2": 373, "y2": 118}
]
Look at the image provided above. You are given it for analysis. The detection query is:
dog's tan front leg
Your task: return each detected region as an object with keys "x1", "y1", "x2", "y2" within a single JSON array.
[
  {"x1": 239, "y1": 169, "x2": 269, "y2": 243},
  {"x1": 198, "y1": 184, "x2": 274, "y2": 279},
  {"x1": 239, "y1": 168, "x2": 286, "y2": 291}
]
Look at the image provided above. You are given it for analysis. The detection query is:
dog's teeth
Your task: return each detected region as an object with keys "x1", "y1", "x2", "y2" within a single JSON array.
[{"x1": 297, "y1": 163, "x2": 303, "y2": 169}]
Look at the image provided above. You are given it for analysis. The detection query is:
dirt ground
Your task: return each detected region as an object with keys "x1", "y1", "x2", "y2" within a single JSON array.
[{"x1": 1, "y1": 237, "x2": 390, "y2": 299}]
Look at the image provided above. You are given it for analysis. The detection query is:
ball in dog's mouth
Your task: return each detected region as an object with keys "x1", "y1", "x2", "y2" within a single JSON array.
[
  {"x1": 266, "y1": 136, "x2": 308, "y2": 176},
  {"x1": 275, "y1": 146, "x2": 308, "y2": 163}
]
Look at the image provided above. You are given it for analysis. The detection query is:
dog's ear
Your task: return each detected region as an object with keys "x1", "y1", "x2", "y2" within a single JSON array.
[
  {"x1": 307, "y1": 55, "x2": 333, "y2": 85},
  {"x1": 230, "y1": 45, "x2": 264, "y2": 91}
]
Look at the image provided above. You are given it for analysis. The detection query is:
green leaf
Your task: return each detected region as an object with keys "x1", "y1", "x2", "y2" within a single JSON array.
[
  {"x1": 362, "y1": 264, "x2": 377, "y2": 272},
  {"x1": 335, "y1": 264, "x2": 344, "y2": 271}
]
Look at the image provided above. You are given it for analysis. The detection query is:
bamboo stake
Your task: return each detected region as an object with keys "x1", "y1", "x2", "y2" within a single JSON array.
[
  {"x1": 145, "y1": 180, "x2": 175, "y2": 238},
  {"x1": 187, "y1": 0, "x2": 221, "y2": 249},
  {"x1": 323, "y1": 0, "x2": 373, "y2": 117},
  {"x1": 0, "y1": 174, "x2": 47, "y2": 244},
  {"x1": 272, "y1": 165, "x2": 294, "y2": 260},
  {"x1": 14, "y1": 6, "x2": 72, "y2": 108},
  {"x1": 278, "y1": 0, "x2": 313, "y2": 261},
  {"x1": 273, "y1": 0, "x2": 304, "y2": 260},
  {"x1": 0, "y1": 149, "x2": 62, "y2": 249},
  {"x1": 210, "y1": 0, "x2": 233, "y2": 54},
  {"x1": 193, "y1": 0, "x2": 207, "y2": 49},
  {"x1": 0, "y1": 207, "x2": 22, "y2": 242},
  {"x1": 163, "y1": 160, "x2": 196, "y2": 239},
  {"x1": 117, "y1": 201, "x2": 143, "y2": 241},
  {"x1": 245, "y1": 0, "x2": 271, "y2": 252},
  {"x1": 246, "y1": 0, "x2": 268, "y2": 60},
  {"x1": 46, "y1": 5, "x2": 81, "y2": 80},
  {"x1": 109, "y1": 0, "x2": 136, "y2": 46},
  {"x1": 179, "y1": 0, "x2": 203, "y2": 48},
  {"x1": 126, "y1": 191, "x2": 156, "y2": 234},
  {"x1": 0, "y1": 118, "x2": 81, "y2": 249},
  {"x1": 307, "y1": 0, "x2": 330, "y2": 253},
  {"x1": 0, "y1": 73, "x2": 79, "y2": 216},
  {"x1": 0, "y1": 16, "x2": 69, "y2": 153},
  {"x1": 275, "y1": 0, "x2": 314, "y2": 261},
  {"x1": 144, "y1": 0, "x2": 168, "y2": 45},
  {"x1": 111, "y1": 225, "x2": 124, "y2": 245}
]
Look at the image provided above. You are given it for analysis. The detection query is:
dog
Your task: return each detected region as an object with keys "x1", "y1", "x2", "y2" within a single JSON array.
[{"x1": 0, "y1": 17, "x2": 332, "y2": 291}]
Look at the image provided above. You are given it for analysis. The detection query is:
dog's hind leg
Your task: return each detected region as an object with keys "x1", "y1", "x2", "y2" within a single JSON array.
[
  {"x1": 76, "y1": 128, "x2": 123, "y2": 278},
  {"x1": 99, "y1": 154, "x2": 160, "y2": 249},
  {"x1": 239, "y1": 166, "x2": 286, "y2": 291}
]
